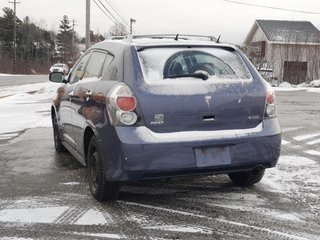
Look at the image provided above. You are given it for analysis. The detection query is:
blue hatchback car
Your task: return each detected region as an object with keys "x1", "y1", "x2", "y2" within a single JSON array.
[{"x1": 49, "y1": 35, "x2": 281, "y2": 201}]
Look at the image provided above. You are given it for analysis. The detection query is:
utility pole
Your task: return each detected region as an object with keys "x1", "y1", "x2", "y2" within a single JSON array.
[
  {"x1": 72, "y1": 19, "x2": 77, "y2": 44},
  {"x1": 9, "y1": 0, "x2": 20, "y2": 73},
  {"x1": 72, "y1": 19, "x2": 77, "y2": 60},
  {"x1": 130, "y1": 18, "x2": 136, "y2": 34},
  {"x1": 85, "y1": 0, "x2": 90, "y2": 50}
]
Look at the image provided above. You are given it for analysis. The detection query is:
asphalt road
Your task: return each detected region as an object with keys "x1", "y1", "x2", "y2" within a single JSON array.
[
  {"x1": 0, "y1": 90, "x2": 319, "y2": 239},
  {"x1": 0, "y1": 75, "x2": 48, "y2": 87}
]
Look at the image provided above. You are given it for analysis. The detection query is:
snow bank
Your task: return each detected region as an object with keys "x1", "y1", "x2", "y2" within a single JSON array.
[
  {"x1": 0, "y1": 82, "x2": 59, "y2": 141},
  {"x1": 309, "y1": 79, "x2": 320, "y2": 87},
  {"x1": 274, "y1": 80, "x2": 320, "y2": 93},
  {"x1": 0, "y1": 73, "x2": 29, "y2": 77},
  {"x1": 278, "y1": 82, "x2": 292, "y2": 87}
]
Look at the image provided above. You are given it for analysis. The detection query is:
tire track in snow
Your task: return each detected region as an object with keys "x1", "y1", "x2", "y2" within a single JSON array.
[{"x1": 118, "y1": 200, "x2": 314, "y2": 240}]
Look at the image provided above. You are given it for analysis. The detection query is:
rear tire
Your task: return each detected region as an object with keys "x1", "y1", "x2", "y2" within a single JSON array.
[
  {"x1": 87, "y1": 136, "x2": 121, "y2": 201},
  {"x1": 52, "y1": 116, "x2": 67, "y2": 152},
  {"x1": 228, "y1": 168, "x2": 265, "y2": 187}
]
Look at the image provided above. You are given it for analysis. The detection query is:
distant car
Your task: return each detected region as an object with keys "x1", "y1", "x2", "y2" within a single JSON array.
[
  {"x1": 49, "y1": 34, "x2": 281, "y2": 201},
  {"x1": 258, "y1": 68, "x2": 278, "y2": 87},
  {"x1": 49, "y1": 63, "x2": 69, "y2": 74}
]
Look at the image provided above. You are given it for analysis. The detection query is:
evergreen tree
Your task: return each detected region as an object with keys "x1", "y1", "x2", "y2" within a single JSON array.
[
  {"x1": 0, "y1": 7, "x2": 22, "y2": 55},
  {"x1": 56, "y1": 15, "x2": 73, "y2": 63},
  {"x1": 19, "y1": 17, "x2": 55, "y2": 63}
]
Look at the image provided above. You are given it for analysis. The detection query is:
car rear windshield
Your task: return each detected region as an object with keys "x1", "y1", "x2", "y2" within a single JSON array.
[
  {"x1": 54, "y1": 64, "x2": 64, "y2": 67},
  {"x1": 137, "y1": 47, "x2": 252, "y2": 82}
]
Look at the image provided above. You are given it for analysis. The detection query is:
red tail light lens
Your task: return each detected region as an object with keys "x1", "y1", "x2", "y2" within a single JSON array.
[
  {"x1": 266, "y1": 91, "x2": 274, "y2": 104},
  {"x1": 116, "y1": 96, "x2": 136, "y2": 111}
]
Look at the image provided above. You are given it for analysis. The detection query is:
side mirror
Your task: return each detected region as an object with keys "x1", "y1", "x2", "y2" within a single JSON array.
[{"x1": 49, "y1": 72, "x2": 68, "y2": 83}]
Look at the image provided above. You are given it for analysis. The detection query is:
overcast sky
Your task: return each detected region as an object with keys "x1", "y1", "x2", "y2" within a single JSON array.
[{"x1": 1, "y1": 0, "x2": 320, "y2": 44}]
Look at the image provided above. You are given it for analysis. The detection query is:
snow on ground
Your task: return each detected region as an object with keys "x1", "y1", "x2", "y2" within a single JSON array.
[
  {"x1": 0, "y1": 82, "x2": 59, "y2": 141},
  {"x1": 262, "y1": 155, "x2": 320, "y2": 194},
  {"x1": 0, "y1": 73, "x2": 29, "y2": 77},
  {"x1": 274, "y1": 80, "x2": 320, "y2": 92}
]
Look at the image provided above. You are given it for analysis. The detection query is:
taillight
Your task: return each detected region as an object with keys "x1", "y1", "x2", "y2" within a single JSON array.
[
  {"x1": 266, "y1": 91, "x2": 274, "y2": 104},
  {"x1": 264, "y1": 89, "x2": 276, "y2": 118},
  {"x1": 116, "y1": 96, "x2": 136, "y2": 111},
  {"x1": 107, "y1": 84, "x2": 138, "y2": 126}
]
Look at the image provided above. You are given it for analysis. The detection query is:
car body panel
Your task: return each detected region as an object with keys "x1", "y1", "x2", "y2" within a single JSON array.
[
  {"x1": 96, "y1": 117, "x2": 280, "y2": 181},
  {"x1": 53, "y1": 84, "x2": 76, "y2": 149},
  {"x1": 50, "y1": 38, "x2": 281, "y2": 183}
]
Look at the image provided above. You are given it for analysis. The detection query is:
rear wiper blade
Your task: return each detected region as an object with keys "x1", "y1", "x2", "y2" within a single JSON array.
[{"x1": 165, "y1": 72, "x2": 209, "y2": 80}]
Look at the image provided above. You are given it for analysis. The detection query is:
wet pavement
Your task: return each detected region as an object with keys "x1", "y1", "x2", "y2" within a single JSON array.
[{"x1": 0, "y1": 91, "x2": 320, "y2": 239}]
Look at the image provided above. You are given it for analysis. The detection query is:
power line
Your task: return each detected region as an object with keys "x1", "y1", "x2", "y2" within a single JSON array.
[
  {"x1": 103, "y1": 0, "x2": 129, "y2": 27},
  {"x1": 93, "y1": 0, "x2": 118, "y2": 25},
  {"x1": 220, "y1": 0, "x2": 320, "y2": 15},
  {"x1": 97, "y1": 0, "x2": 119, "y2": 24},
  {"x1": 108, "y1": 0, "x2": 128, "y2": 20},
  {"x1": 97, "y1": 0, "x2": 129, "y2": 29},
  {"x1": 93, "y1": 0, "x2": 129, "y2": 31}
]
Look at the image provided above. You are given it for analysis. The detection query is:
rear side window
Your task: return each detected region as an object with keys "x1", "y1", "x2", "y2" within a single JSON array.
[
  {"x1": 83, "y1": 51, "x2": 108, "y2": 79},
  {"x1": 138, "y1": 47, "x2": 252, "y2": 82}
]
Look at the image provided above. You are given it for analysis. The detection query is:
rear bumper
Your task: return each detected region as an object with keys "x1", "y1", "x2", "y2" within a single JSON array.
[{"x1": 99, "y1": 118, "x2": 281, "y2": 181}]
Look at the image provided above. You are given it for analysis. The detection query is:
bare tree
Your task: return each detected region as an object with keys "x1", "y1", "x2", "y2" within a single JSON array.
[{"x1": 108, "y1": 23, "x2": 128, "y2": 37}]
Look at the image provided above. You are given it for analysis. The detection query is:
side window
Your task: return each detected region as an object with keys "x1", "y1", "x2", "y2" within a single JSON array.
[
  {"x1": 69, "y1": 53, "x2": 91, "y2": 84},
  {"x1": 82, "y1": 51, "x2": 108, "y2": 79},
  {"x1": 101, "y1": 54, "x2": 114, "y2": 78}
]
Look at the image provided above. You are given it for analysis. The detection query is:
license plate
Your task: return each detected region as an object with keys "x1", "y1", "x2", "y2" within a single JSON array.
[{"x1": 195, "y1": 146, "x2": 231, "y2": 167}]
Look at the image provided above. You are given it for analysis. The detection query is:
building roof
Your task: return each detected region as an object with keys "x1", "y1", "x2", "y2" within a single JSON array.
[
  {"x1": 244, "y1": 20, "x2": 320, "y2": 44},
  {"x1": 256, "y1": 20, "x2": 320, "y2": 43}
]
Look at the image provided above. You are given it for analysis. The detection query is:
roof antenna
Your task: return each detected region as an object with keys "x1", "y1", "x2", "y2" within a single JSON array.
[
  {"x1": 216, "y1": 35, "x2": 221, "y2": 43},
  {"x1": 175, "y1": 34, "x2": 179, "y2": 41}
]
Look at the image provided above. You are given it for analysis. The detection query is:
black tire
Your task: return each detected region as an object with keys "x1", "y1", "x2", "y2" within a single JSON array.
[
  {"x1": 228, "y1": 168, "x2": 265, "y2": 187},
  {"x1": 87, "y1": 136, "x2": 121, "y2": 201},
  {"x1": 52, "y1": 116, "x2": 67, "y2": 152}
]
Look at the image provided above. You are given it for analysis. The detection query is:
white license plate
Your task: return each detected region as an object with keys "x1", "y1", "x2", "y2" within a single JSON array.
[{"x1": 195, "y1": 146, "x2": 231, "y2": 167}]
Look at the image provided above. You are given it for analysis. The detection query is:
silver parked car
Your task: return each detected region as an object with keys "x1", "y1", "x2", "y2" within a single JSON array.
[{"x1": 49, "y1": 63, "x2": 69, "y2": 74}]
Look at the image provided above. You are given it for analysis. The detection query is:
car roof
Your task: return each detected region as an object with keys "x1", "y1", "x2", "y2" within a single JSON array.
[{"x1": 91, "y1": 35, "x2": 237, "y2": 52}]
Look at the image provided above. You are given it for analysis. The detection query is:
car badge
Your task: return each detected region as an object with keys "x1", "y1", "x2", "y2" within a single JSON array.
[
  {"x1": 205, "y1": 96, "x2": 212, "y2": 108},
  {"x1": 150, "y1": 114, "x2": 164, "y2": 125}
]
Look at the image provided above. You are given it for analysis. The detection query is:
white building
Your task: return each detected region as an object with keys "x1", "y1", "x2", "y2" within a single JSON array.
[{"x1": 244, "y1": 20, "x2": 320, "y2": 84}]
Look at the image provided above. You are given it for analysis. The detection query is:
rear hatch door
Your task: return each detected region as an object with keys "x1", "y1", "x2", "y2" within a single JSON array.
[{"x1": 129, "y1": 46, "x2": 266, "y2": 133}]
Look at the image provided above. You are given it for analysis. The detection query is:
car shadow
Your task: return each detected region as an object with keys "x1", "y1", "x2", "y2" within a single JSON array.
[
  {"x1": 118, "y1": 175, "x2": 236, "y2": 201},
  {"x1": 54, "y1": 151, "x2": 84, "y2": 170}
]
